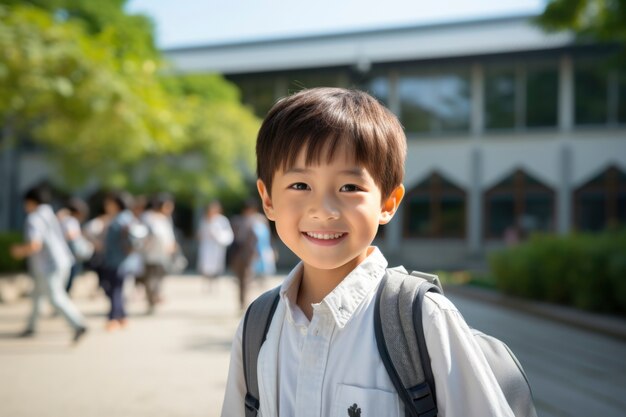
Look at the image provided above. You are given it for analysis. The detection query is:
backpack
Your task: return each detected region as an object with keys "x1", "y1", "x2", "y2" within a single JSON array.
[{"x1": 241, "y1": 267, "x2": 538, "y2": 417}]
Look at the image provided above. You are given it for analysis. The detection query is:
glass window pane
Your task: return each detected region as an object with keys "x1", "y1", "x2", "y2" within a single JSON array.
[
  {"x1": 618, "y1": 69, "x2": 626, "y2": 124},
  {"x1": 366, "y1": 76, "x2": 390, "y2": 106},
  {"x1": 526, "y1": 67, "x2": 558, "y2": 128},
  {"x1": 575, "y1": 63, "x2": 608, "y2": 125},
  {"x1": 441, "y1": 195, "x2": 465, "y2": 237},
  {"x1": 233, "y1": 76, "x2": 276, "y2": 118},
  {"x1": 399, "y1": 72, "x2": 470, "y2": 134},
  {"x1": 617, "y1": 193, "x2": 626, "y2": 225},
  {"x1": 524, "y1": 193, "x2": 554, "y2": 232},
  {"x1": 488, "y1": 194, "x2": 515, "y2": 237},
  {"x1": 485, "y1": 69, "x2": 516, "y2": 130},
  {"x1": 578, "y1": 192, "x2": 606, "y2": 231},
  {"x1": 287, "y1": 71, "x2": 341, "y2": 92},
  {"x1": 407, "y1": 196, "x2": 431, "y2": 236}
]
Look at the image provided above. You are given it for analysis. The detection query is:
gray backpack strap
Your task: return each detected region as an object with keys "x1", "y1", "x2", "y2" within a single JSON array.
[
  {"x1": 242, "y1": 286, "x2": 281, "y2": 417},
  {"x1": 374, "y1": 268, "x2": 442, "y2": 417}
]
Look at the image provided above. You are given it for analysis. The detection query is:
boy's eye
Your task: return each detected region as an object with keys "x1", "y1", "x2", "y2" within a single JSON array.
[
  {"x1": 340, "y1": 184, "x2": 362, "y2": 192},
  {"x1": 289, "y1": 182, "x2": 310, "y2": 191}
]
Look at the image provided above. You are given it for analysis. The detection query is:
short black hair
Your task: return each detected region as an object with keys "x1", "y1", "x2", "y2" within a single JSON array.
[
  {"x1": 105, "y1": 190, "x2": 132, "y2": 211},
  {"x1": 256, "y1": 87, "x2": 407, "y2": 199},
  {"x1": 150, "y1": 192, "x2": 174, "y2": 211},
  {"x1": 23, "y1": 186, "x2": 51, "y2": 205},
  {"x1": 66, "y1": 197, "x2": 89, "y2": 219}
]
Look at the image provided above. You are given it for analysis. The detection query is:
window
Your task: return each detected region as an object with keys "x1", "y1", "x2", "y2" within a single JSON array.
[
  {"x1": 526, "y1": 67, "x2": 559, "y2": 127},
  {"x1": 398, "y1": 71, "x2": 470, "y2": 135},
  {"x1": 404, "y1": 172, "x2": 466, "y2": 238},
  {"x1": 575, "y1": 166, "x2": 626, "y2": 231},
  {"x1": 231, "y1": 75, "x2": 277, "y2": 118},
  {"x1": 484, "y1": 63, "x2": 558, "y2": 130},
  {"x1": 485, "y1": 68, "x2": 516, "y2": 129},
  {"x1": 618, "y1": 69, "x2": 626, "y2": 124},
  {"x1": 365, "y1": 75, "x2": 390, "y2": 107},
  {"x1": 286, "y1": 70, "x2": 343, "y2": 92},
  {"x1": 484, "y1": 169, "x2": 555, "y2": 238},
  {"x1": 575, "y1": 61, "x2": 609, "y2": 125}
]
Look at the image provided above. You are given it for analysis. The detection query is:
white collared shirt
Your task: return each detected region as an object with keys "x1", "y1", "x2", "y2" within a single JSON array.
[{"x1": 221, "y1": 247, "x2": 513, "y2": 417}]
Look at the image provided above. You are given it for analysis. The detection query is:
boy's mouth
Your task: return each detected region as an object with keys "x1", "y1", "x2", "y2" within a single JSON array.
[{"x1": 303, "y1": 231, "x2": 346, "y2": 241}]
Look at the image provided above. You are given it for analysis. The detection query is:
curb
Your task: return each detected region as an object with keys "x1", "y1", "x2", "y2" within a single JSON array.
[{"x1": 445, "y1": 284, "x2": 626, "y2": 342}]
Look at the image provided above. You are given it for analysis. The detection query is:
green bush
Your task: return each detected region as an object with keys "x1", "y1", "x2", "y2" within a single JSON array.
[
  {"x1": 489, "y1": 230, "x2": 626, "y2": 315},
  {"x1": 0, "y1": 232, "x2": 27, "y2": 274}
]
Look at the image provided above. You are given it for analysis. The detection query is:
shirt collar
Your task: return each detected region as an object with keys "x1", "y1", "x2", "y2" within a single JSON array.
[{"x1": 280, "y1": 247, "x2": 388, "y2": 329}]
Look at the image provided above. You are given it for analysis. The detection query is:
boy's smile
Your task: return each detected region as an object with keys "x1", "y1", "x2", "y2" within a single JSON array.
[{"x1": 257, "y1": 144, "x2": 404, "y2": 282}]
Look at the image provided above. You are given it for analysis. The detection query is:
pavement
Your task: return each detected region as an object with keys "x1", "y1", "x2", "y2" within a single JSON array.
[{"x1": 0, "y1": 272, "x2": 282, "y2": 417}]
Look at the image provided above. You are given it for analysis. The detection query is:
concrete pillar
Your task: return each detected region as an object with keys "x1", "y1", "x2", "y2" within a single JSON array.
[
  {"x1": 559, "y1": 54, "x2": 574, "y2": 132},
  {"x1": 557, "y1": 54, "x2": 574, "y2": 235},
  {"x1": 558, "y1": 144, "x2": 572, "y2": 235},
  {"x1": 386, "y1": 69, "x2": 402, "y2": 252},
  {"x1": 468, "y1": 63, "x2": 484, "y2": 255},
  {"x1": 470, "y1": 63, "x2": 484, "y2": 137},
  {"x1": 388, "y1": 70, "x2": 400, "y2": 116},
  {"x1": 468, "y1": 147, "x2": 483, "y2": 254}
]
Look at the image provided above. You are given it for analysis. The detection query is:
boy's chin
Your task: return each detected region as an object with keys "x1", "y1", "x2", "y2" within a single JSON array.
[{"x1": 300, "y1": 252, "x2": 370, "y2": 273}]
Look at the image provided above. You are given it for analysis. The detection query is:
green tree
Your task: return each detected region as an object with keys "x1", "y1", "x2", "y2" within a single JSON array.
[
  {"x1": 0, "y1": 2, "x2": 259, "y2": 203},
  {"x1": 0, "y1": 4, "x2": 181, "y2": 188},
  {"x1": 133, "y1": 74, "x2": 259, "y2": 203},
  {"x1": 536, "y1": 0, "x2": 626, "y2": 61}
]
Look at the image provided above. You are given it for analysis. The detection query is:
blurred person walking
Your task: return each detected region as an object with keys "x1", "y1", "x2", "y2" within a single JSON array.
[
  {"x1": 10, "y1": 186, "x2": 88, "y2": 343},
  {"x1": 229, "y1": 200, "x2": 261, "y2": 309},
  {"x1": 252, "y1": 212, "x2": 276, "y2": 279},
  {"x1": 100, "y1": 191, "x2": 135, "y2": 331},
  {"x1": 82, "y1": 201, "x2": 115, "y2": 298},
  {"x1": 137, "y1": 193, "x2": 177, "y2": 314},
  {"x1": 197, "y1": 200, "x2": 234, "y2": 291},
  {"x1": 58, "y1": 197, "x2": 93, "y2": 295}
]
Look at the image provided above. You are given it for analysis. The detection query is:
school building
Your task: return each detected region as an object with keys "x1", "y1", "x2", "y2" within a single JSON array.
[{"x1": 164, "y1": 14, "x2": 626, "y2": 269}]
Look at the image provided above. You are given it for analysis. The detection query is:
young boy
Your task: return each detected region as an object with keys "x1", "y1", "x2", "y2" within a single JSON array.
[{"x1": 221, "y1": 88, "x2": 513, "y2": 416}]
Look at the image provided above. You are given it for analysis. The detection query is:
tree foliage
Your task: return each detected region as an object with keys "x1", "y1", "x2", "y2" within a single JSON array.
[
  {"x1": 0, "y1": 2, "x2": 260, "y2": 202},
  {"x1": 132, "y1": 74, "x2": 259, "y2": 201},
  {"x1": 536, "y1": 0, "x2": 626, "y2": 61}
]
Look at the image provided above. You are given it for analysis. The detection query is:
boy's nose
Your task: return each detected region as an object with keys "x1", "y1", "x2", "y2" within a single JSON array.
[{"x1": 308, "y1": 194, "x2": 340, "y2": 220}]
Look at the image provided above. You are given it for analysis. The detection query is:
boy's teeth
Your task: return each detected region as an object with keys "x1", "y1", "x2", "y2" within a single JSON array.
[{"x1": 306, "y1": 232, "x2": 344, "y2": 240}]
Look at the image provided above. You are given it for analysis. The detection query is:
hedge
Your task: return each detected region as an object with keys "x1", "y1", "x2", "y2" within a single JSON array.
[
  {"x1": 0, "y1": 232, "x2": 27, "y2": 274},
  {"x1": 489, "y1": 230, "x2": 626, "y2": 315}
]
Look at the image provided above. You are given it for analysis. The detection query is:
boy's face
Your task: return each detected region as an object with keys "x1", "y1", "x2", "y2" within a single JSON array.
[{"x1": 257, "y1": 144, "x2": 404, "y2": 275}]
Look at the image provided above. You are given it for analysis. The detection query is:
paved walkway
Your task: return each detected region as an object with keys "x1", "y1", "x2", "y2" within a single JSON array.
[{"x1": 0, "y1": 273, "x2": 280, "y2": 417}]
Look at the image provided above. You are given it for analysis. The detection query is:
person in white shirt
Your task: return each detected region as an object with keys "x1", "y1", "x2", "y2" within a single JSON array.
[
  {"x1": 138, "y1": 193, "x2": 177, "y2": 314},
  {"x1": 10, "y1": 186, "x2": 88, "y2": 343},
  {"x1": 221, "y1": 88, "x2": 514, "y2": 417},
  {"x1": 197, "y1": 200, "x2": 234, "y2": 290}
]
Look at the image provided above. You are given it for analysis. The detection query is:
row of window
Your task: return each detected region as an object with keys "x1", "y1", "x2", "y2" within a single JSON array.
[
  {"x1": 231, "y1": 57, "x2": 626, "y2": 134},
  {"x1": 400, "y1": 166, "x2": 626, "y2": 239}
]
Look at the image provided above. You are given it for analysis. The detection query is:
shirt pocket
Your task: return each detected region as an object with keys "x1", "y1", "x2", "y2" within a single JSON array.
[{"x1": 332, "y1": 384, "x2": 400, "y2": 417}]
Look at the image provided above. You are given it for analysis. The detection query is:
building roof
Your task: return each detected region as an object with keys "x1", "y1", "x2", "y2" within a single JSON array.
[{"x1": 164, "y1": 14, "x2": 573, "y2": 75}]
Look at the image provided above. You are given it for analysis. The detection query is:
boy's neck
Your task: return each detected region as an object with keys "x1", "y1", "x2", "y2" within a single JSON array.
[{"x1": 296, "y1": 249, "x2": 372, "y2": 320}]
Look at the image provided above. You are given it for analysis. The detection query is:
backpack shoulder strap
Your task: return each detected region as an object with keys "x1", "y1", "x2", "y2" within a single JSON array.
[
  {"x1": 374, "y1": 268, "x2": 442, "y2": 417},
  {"x1": 242, "y1": 285, "x2": 281, "y2": 417}
]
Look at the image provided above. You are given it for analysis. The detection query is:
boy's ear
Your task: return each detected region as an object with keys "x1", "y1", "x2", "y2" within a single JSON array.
[
  {"x1": 379, "y1": 184, "x2": 405, "y2": 225},
  {"x1": 256, "y1": 179, "x2": 276, "y2": 221}
]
